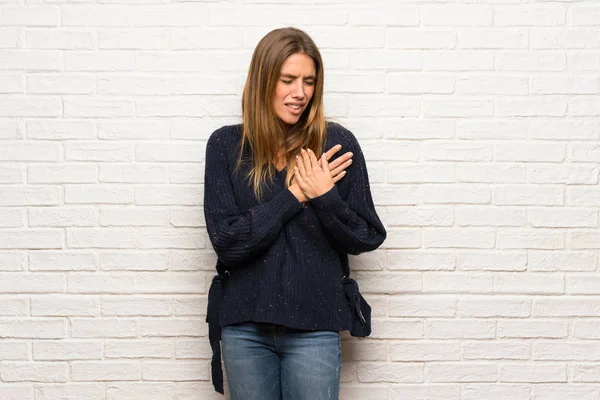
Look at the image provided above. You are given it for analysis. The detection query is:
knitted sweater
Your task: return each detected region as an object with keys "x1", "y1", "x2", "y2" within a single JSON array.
[{"x1": 204, "y1": 122, "x2": 386, "y2": 393}]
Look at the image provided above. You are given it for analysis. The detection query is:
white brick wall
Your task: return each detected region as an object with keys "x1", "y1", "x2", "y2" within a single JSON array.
[{"x1": 1, "y1": 0, "x2": 599, "y2": 399}]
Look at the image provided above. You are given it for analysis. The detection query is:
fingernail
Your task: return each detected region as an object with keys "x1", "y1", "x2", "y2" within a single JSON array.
[{"x1": 349, "y1": 152, "x2": 353, "y2": 157}]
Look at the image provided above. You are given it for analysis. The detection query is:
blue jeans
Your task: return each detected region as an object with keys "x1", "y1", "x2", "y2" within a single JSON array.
[{"x1": 221, "y1": 322, "x2": 341, "y2": 400}]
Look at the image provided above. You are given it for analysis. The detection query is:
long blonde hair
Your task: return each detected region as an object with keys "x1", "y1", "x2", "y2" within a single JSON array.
[{"x1": 239, "y1": 27, "x2": 327, "y2": 199}]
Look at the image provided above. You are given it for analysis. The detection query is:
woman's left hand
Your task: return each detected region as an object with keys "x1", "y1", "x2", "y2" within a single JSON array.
[{"x1": 294, "y1": 148, "x2": 335, "y2": 199}]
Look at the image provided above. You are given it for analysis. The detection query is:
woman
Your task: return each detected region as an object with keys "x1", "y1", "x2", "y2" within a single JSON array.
[{"x1": 204, "y1": 27, "x2": 386, "y2": 399}]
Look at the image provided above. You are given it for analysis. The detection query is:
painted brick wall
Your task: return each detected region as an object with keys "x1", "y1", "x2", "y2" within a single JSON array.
[{"x1": 1, "y1": 0, "x2": 600, "y2": 399}]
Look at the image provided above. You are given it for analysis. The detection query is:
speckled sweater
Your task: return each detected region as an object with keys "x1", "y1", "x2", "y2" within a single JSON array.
[{"x1": 204, "y1": 122, "x2": 386, "y2": 394}]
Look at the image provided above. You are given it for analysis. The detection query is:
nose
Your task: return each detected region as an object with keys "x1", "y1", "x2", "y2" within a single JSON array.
[{"x1": 292, "y1": 80, "x2": 305, "y2": 99}]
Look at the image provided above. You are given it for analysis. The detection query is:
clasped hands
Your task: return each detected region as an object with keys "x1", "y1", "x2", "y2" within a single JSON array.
[{"x1": 288, "y1": 145, "x2": 353, "y2": 203}]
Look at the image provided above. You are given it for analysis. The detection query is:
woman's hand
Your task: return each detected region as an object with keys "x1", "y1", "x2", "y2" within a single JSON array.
[
  {"x1": 323, "y1": 145, "x2": 353, "y2": 183},
  {"x1": 294, "y1": 148, "x2": 335, "y2": 199}
]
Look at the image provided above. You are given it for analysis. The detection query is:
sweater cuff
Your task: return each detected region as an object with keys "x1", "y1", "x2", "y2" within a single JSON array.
[
  {"x1": 309, "y1": 185, "x2": 346, "y2": 212},
  {"x1": 277, "y1": 187, "x2": 304, "y2": 222}
]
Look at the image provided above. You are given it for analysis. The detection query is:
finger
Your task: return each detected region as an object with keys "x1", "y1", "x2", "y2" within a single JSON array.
[
  {"x1": 332, "y1": 170, "x2": 346, "y2": 183},
  {"x1": 301, "y1": 149, "x2": 311, "y2": 175},
  {"x1": 294, "y1": 166, "x2": 304, "y2": 186},
  {"x1": 321, "y1": 153, "x2": 331, "y2": 173},
  {"x1": 324, "y1": 144, "x2": 342, "y2": 161},
  {"x1": 295, "y1": 154, "x2": 306, "y2": 179},
  {"x1": 328, "y1": 151, "x2": 353, "y2": 171},
  {"x1": 307, "y1": 149, "x2": 320, "y2": 171},
  {"x1": 330, "y1": 157, "x2": 353, "y2": 177}
]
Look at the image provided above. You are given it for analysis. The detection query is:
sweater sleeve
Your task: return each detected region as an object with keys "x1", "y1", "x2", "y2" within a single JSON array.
[
  {"x1": 309, "y1": 125, "x2": 386, "y2": 255},
  {"x1": 203, "y1": 127, "x2": 304, "y2": 267}
]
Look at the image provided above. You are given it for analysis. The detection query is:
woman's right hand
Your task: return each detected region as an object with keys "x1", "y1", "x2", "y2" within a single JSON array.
[
  {"x1": 288, "y1": 144, "x2": 353, "y2": 203},
  {"x1": 324, "y1": 144, "x2": 353, "y2": 183}
]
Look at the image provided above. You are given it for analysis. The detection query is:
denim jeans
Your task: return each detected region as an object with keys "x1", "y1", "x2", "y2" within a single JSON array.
[{"x1": 221, "y1": 322, "x2": 342, "y2": 400}]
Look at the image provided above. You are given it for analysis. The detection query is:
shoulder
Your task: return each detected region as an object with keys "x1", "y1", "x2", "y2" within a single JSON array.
[
  {"x1": 207, "y1": 124, "x2": 243, "y2": 150},
  {"x1": 326, "y1": 121, "x2": 362, "y2": 152}
]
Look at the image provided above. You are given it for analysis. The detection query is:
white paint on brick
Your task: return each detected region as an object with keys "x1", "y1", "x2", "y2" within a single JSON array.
[{"x1": 0, "y1": 2, "x2": 598, "y2": 397}]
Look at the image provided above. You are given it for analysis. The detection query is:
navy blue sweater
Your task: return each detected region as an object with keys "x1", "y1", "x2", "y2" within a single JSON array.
[{"x1": 204, "y1": 122, "x2": 386, "y2": 393}]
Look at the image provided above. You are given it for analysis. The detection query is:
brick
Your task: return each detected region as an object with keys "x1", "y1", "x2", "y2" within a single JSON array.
[
  {"x1": 100, "y1": 207, "x2": 169, "y2": 227},
  {"x1": 0, "y1": 252, "x2": 25, "y2": 271},
  {"x1": 172, "y1": 27, "x2": 241, "y2": 50},
  {"x1": 98, "y1": 120, "x2": 169, "y2": 140},
  {"x1": 33, "y1": 340, "x2": 102, "y2": 360},
  {"x1": 142, "y1": 361, "x2": 208, "y2": 381},
  {"x1": 570, "y1": 143, "x2": 600, "y2": 162},
  {"x1": 67, "y1": 272, "x2": 136, "y2": 293},
  {"x1": 64, "y1": 99, "x2": 134, "y2": 118},
  {"x1": 528, "y1": 251, "x2": 597, "y2": 272},
  {"x1": 105, "y1": 339, "x2": 174, "y2": 358},
  {"x1": 29, "y1": 251, "x2": 96, "y2": 272},
  {"x1": 380, "y1": 228, "x2": 421, "y2": 249},
  {"x1": 98, "y1": 30, "x2": 168, "y2": 50},
  {"x1": 175, "y1": 339, "x2": 212, "y2": 359},
  {"x1": 499, "y1": 363, "x2": 567, "y2": 383},
  {"x1": 389, "y1": 385, "x2": 460, "y2": 400},
  {"x1": 71, "y1": 361, "x2": 140, "y2": 381},
  {"x1": 66, "y1": 142, "x2": 133, "y2": 162},
  {"x1": 0, "y1": 341, "x2": 28, "y2": 360},
  {"x1": 386, "y1": 163, "x2": 456, "y2": 184},
  {"x1": 100, "y1": 164, "x2": 168, "y2": 183},
  {"x1": 568, "y1": 231, "x2": 600, "y2": 249},
  {"x1": 0, "y1": 319, "x2": 66, "y2": 339},
  {"x1": 573, "y1": 320, "x2": 600, "y2": 339},
  {"x1": 458, "y1": 296, "x2": 530, "y2": 317},
  {"x1": 498, "y1": 318, "x2": 568, "y2": 339},
  {"x1": 533, "y1": 297, "x2": 600, "y2": 317},
  {"x1": 135, "y1": 142, "x2": 206, "y2": 162},
  {"x1": 349, "y1": 96, "x2": 419, "y2": 117},
  {"x1": 106, "y1": 383, "x2": 173, "y2": 400},
  {"x1": 424, "y1": 50, "x2": 493, "y2": 71},
  {"x1": 0, "y1": 71, "x2": 22, "y2": 91},
  {"x1": 423, "y1": 229, "x2": 495, "y2": 249},
  {"x1": 388, "y1": 29, "x2": 456, "y2": 49},
  {"x1": 530, "y1": 28, "x2": 600, "y2": 49},
  {"x1": 0, "y1": 208, "x2": 24, "y2": 228},
  {"x1": 70, "y1": 318, "x2": 136, "y2": 338},
  {"x1": 458, "y1": 28, "x2": 527, "y2": 49},
  {"x1": 0, "y1": 297, "x2": 28, "y2": 316},
  {"x1": 387, "y1": 250, "x2": 454, "y2": 271},
  {"x1": 494, "y1": 272, "x2": 564, "y2": 294},
  {"x1": 0, "y1": 230, "x2": 63, "y2": 249},
  {"x1": 428, "y1": 362, "x2": 497, "y2": 382},
  {"x1": 65, "y1": 51, "x2": 134, "y2": 71},
  {"x1": 0, "y1": 50, "x2": 62, "y2": 71},
  {"x1": 462, "y1": 384, "x2": 530, "y2": 400},
  {"x1": 423, "y1": 99, "x2": 493, "y2": 117},
  {"x1": 0, "y1": 362, "x2": 67, "y2": 382},
  {"x1": 0, "y1": 141, "x2": 61, "y2": 161},
  {"x1": 31, "y1": 295, "x2": 99, "y2": 316},
  {"x1": 138, "y1": 318, "x2": 207, "y2": 337},
  {"x1": 457, "y1": 251, "x2": 527, "y2": 271},
  {"x1": 422, "y1": 5, "x2": 492, "y2": 26},
  {"x1": 27, "y1": 74, "x2": 94, "y2": 94},
  {"x1": 496, "y1": 51, "x2": 565, "y2": 71},
  {"x1": 533, "y1": 385, "x2": 600, "y2": 400},
  {"x1": 65, "y1": 185, "x2": 133, "y2": 204},
  {"x1": 423, "y1": 272, "x2": 494, "y2": 293},
  {"x1": 357, "y1": 362, "x2": 423, "y2": 383},
  {"x1": 102, "y1": 297, "x2": 172, "y2": 316},
  {"x1": 34, "y1": 384, "x2": 104, "y2": 400},
  {"x1": 495, "y1": 5, "x2": 566, "y2": 26},
  {"x1": 366, "y1": 319, "x2": 423, "y2": 339},
  {"x1": 528, "y1": 208, "x2": 598, "y2": 228},
  {"x1": 29, "y1": 207, "x2": 96, "y2": 227},
  {"x1": 135, "y1": 186, "x2": 203, "y2": 206},
  {"x1": 456, "y1": 76, "x2": 528, "y2": 95},
  {"x1": 427, "y1": 319, "x2": 495, "y2": 339},
  {"x1": 531, "y1": 164, "x2": 599, "y2": 185},
  {"x1": 100, "y1": 251, "x2": 168, "y2": 271},
  {"x1": 62, "y1": 5, "x2": 134, "y2": 27},
  {"x1": 173, "y1": 296, "x2": 207, "y2": 316},
  {"x1": 134, "y1": 5, "x2": 207, "y2": 27},
  {"x1": 350, "y1": 50, "x2": 421, "y2": 70},
  {"x1": 27, "y1": 120, "x2": 95, "y2": 140},
  {"x1": 462, "y1": 341, "x2": 530, "y2": 360},
  {"x1": 496, "y1": 229, "x2": 565, "y2": 250},
  {"x1": 26, "y1": 29, "x2": 93, "y2": 49},
  {"x1": 354, "y1": 272, "x2": 421, "y2": 294},
  {"x1": 0, "y1": 6, "x2": 59, "y2": 26},
  {"x1": 0, "y1": 386, "x2": 33, "y2": 400},
  {"x1": 423, "y1": 184, "x2": 491, "y2": 204},
  {"x1": 391, "y1": 341, "x2": 459, "y2": 361},
  {"x1": 28, "y1": 164, "x2": 97, "y2": 184},
  {"x1": 494, "y1": 185, "x2": 564, "y2": 206}
]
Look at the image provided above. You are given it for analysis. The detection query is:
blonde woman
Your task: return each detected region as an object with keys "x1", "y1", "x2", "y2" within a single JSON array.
[{"x1": 204, "y1": 27, "x2": 386, "y2": 399}]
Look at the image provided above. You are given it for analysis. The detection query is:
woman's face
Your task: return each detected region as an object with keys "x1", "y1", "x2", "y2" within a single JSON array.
[{"x1": 272, "y1": 52, "x2": 316, "y2": 127}]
